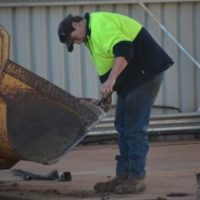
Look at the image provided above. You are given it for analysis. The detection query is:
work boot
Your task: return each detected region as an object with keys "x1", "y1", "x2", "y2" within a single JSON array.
[
  {"x1": 114, "y1": 176, "x2": 146, "y2": 194},
  {"x1": 94, "y1": 176, "x2": 127, "y2": 193}
]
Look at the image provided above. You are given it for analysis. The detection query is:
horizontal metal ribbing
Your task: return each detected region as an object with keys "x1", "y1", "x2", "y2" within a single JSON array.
[{"x1": 88, "y1": 112, "x2": 200, "y2": 136}]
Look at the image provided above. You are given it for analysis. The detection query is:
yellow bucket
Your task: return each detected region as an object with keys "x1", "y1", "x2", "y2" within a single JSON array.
[{"x1": 0, "y1": 25, "x2": 104, "y2": 169}]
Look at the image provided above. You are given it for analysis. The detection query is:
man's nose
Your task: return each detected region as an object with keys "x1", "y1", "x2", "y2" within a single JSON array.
[{"x1": 75, "y1": 40, "x2": 81, "y2": 44}]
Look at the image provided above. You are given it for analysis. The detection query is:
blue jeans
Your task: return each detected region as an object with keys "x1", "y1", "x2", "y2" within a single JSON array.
[{"x1": 114, "y1": 73, "x2": 164, "y2": 178}]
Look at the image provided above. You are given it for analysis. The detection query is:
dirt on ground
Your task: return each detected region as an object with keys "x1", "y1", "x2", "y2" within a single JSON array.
[{"x1": 0, "y1": 140, "x2": 200, "y2": 200}]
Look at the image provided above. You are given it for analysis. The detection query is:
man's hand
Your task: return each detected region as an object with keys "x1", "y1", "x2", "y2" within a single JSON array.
[
  {"x1": 101, "y1": 78, "x2": 115, "y2": 98},
  {"x1": 79, "y1": 96, "x2": 111, "y2": 112},
  {"x1": 98, "y1": 94, "x2": 112, "y2": 112}
]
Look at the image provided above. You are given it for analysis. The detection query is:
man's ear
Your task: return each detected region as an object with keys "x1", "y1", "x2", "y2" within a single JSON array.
[{"x1": 72, "y1": 22, "x2": 80, "y2": 29}]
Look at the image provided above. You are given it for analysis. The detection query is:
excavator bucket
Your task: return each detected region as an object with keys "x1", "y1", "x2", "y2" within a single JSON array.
[{"x1": 0, "y1": 25, "x2": 105, "y2": 169}]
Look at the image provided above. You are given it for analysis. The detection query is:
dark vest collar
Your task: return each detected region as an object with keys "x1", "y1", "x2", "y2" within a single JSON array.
[{"x1": 84, "y1": 12, "x2": 91, "y2": 37}]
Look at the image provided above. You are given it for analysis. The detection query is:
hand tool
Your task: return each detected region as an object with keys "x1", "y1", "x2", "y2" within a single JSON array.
[{"x1": 12, "y1": 169, "x2": 59, "y2": 181}]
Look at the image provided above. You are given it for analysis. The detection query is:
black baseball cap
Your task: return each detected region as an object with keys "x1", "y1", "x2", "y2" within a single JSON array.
[{"x1": 58, "y1": 14, "x2": 74, "y2": 52}]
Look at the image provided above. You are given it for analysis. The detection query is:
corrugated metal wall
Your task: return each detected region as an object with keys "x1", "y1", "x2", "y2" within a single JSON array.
[{"x1": 0, "y1": 1, "x2": 200, "y2": 113}]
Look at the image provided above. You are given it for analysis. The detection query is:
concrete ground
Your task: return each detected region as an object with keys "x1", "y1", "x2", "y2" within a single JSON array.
[{"x1": 0, "y1": 140, "x2": 200, "y2": 200}]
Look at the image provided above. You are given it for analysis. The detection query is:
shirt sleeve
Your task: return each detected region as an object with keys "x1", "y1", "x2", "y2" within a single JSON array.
[{"x1": 113, "y1": 41, "x2": 134, "y2": 63}]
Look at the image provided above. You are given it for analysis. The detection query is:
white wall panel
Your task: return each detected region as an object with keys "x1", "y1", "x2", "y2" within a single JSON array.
[
  {"x1": 163, "y1": 3, "x2": 180, "y2": 111},
  {"x1": 12, "y1": 8, "x2": 31, "y2": 70},
  {"x1": 179, "y1": 3, "x2": 195, "y2": 111},
  {"x1": 30, "y1": 7, "x2": 49, "y2": 79},
  {"x1": 130, "y1": 4, "x2": 146, "y2": 26},
  {"x1": 0, "y1": 8, "x2": 14, "y2": 58},
  {"x1": 194, "y1": 2, "x2": 200, "y2": 111},
  {"x1": 47, "y1": 6, "x2": 67, "y2": 89}
]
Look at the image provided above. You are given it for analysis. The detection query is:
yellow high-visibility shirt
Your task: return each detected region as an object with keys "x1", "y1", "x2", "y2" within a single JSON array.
[{"x1": 85, "y1": 12, "x2": 142, "y2": 76}]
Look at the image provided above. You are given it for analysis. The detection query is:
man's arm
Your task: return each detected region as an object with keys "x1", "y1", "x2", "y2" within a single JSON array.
[{"x1": 101, "y1": 56, "x2": 127, "y2": 97}]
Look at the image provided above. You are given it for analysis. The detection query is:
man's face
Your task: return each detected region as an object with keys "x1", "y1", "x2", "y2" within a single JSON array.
[{"x1": 70, "y1": 20, "x2": 86, "y2": 45}]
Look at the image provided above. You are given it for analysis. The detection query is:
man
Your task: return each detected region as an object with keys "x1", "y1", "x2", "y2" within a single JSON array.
[{"x1": 58, "y1": 12, "x2": 174, "y2": 194}]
